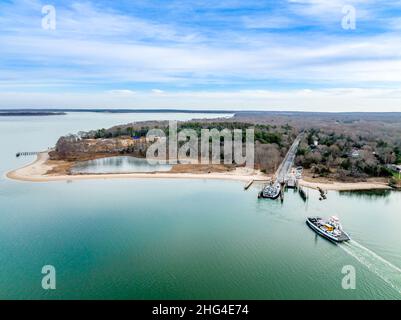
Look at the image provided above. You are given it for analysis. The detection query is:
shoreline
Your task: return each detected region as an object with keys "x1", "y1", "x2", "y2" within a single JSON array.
[
  {"x1": 6, "y1": 152, "x2": 393, "y2": 191},
  {"x1": 6, "y1": 152, "x2": 269, "y2": 183},
  {"x1": 298, "y1": 179, "x2": 391, "y2": 191}
]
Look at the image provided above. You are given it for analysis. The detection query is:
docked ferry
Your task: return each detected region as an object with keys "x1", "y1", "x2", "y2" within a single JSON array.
[
  {"x1": 259, "y1": 182, "x2": 281, "y2": 199},
  {"x1": 306, "y1": 216, "x2": 350, "y2": 243}
]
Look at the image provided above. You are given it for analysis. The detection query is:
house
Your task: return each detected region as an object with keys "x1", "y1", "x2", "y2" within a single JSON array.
[
  {"x1": 350, "y1": 149, "x2": 360, "y2": 158},
  {"x1": 387, "y1": 164, "x2": 401, "y2": 173}
]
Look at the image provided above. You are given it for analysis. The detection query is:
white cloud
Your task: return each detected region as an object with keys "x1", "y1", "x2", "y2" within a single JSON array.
[
  {"x1": 2, "y1": 32, "x2": 401, "y2": 87},
  {"x1": 243, "y1": 16, "x2": 296, "y2": 29},
  {"x1": 1, "y1": 0, "x2": 401, "y2": 110},
  {"x1": 107, "y1": 90, "x2": 137, "y2": 96},
  {"x1": 151, "y1": 89, "x2": 165, "y2": 94}
]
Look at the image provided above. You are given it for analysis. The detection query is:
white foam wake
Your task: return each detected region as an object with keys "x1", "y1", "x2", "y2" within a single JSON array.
[{"x1": 339, "y1": 240, "x2": 401, "y2": 295}]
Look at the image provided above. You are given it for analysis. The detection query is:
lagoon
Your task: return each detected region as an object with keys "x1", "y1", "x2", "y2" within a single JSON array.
[{"x1": 70, "y1": 156, "x2": 172, "y2": 174}]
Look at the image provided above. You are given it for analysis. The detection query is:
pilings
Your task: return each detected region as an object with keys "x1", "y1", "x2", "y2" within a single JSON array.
[
  {"x1": 16, "y1": 151, "x2": 39, "y2": 157},
  {"x1": 299, "y1": 186, "x2": 307, "y2": 201},
  {"x1": 244, "y1": 180, "x2": 254, "y2": 190},
  {"x1": 318, "y1": 187, "x2": 327, "y2": 200}
]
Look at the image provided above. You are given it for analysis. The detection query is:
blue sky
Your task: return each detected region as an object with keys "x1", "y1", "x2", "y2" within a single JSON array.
[{"x1": 1, "y1": 0, "x2": 401, "y2": 111}]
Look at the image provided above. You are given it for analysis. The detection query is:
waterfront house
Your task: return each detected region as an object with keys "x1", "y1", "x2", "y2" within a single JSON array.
[
  {"x1": 350, "y1": 149, "x2": 360, "y2": 158},
  {"x1": 387, "y1": 164, "x2": 401, "y2": 173}
]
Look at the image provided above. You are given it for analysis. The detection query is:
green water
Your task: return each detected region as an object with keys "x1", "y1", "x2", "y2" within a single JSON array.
[
  {"x1": 0, "y1": 113, "x2": 401, "y2": 299},
  {"x1": 71, "y1": 156, "x2": 172, "y2": 174}
]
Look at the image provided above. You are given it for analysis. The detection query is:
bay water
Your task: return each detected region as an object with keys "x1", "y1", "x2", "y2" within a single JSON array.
[{"x1": 0, "y1": 112, "x2": 400, "y2": 299}]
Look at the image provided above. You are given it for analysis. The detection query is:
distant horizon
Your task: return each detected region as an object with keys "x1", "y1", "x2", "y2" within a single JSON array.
[{"x1": 1, "y1": 108, "x2": 401, "y2": 115}]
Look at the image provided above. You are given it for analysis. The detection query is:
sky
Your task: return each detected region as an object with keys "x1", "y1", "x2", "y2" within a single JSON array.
[{"x1": 1, "y1": 0, "x2": 401, "y2": 111}]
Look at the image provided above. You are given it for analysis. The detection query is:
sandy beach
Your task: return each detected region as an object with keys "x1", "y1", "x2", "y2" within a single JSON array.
[
  {"x1": 299, "y1": 178, "x2": 391, "y2": 191},
  {"x1": 6, "y1": 152, "x2": 393, "y2": 191},
  {"x1": 6, "y1": 152, "x2": 269, "y2": 183}
]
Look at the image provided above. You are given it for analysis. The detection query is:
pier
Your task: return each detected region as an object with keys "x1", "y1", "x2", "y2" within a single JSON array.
[
  {"x1": 275, "y1": 134, "x2": 303, "y2": 184},
  {"x1": 244, "y1": 180, "x2": 254, "y2": 190},
  {"x1": 286, "y1": 174, "x2": 298, "y2": 189},
  {"x1": 259, "y1": 133, "x2": 303, "y2": 200},
  {"x1": 16, "y1": 151, "x2": 40, "y2": 157},
  {"x1": 245, "y1": 178, "x2": 272, "y2": 191}
]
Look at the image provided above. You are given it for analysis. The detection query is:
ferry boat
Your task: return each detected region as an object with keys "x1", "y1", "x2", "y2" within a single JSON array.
[
  {"x1": 306, "y1": 216, "x2": 350, "y2": 243},
  {"x1": 259, "y1": 182, "x2": 281, "y2": 199}
]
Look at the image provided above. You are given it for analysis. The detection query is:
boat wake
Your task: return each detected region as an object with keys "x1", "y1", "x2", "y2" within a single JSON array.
[{"x1": 339, "y1": 240, "x2": 401, "y2": 295}]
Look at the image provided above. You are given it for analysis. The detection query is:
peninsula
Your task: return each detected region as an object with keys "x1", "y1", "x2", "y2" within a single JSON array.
[{"x1": 6, "y1": 112, "x2": 401, "y2": 190}]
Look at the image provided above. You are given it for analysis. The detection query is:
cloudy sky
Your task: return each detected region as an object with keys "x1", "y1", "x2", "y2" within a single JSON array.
[{"x1": 1, "y1": 0, "x2": 401, "y2": 111}]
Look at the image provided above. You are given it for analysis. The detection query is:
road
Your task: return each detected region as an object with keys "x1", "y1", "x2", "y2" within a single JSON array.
[
  {"x1": 260, "y1": 133, "x2": 303, "y2": 199},
  {"x1": 276, "y1": 134, "x2": 303, "y2": 183}
]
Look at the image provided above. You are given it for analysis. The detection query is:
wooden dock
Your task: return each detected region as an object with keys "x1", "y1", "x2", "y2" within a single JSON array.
[
  {"x1": 245, "y1": 178, "x2": 271, "y2": 190},
  {"x1": 244, "y1": 180, "x2": 254, "y2": 190},
  {"x1": 16, "y1": 151, "x2": 40, "y2": 157},
  {"x1": 286, "y1": 174, "x2": 298, "y2": 189}
]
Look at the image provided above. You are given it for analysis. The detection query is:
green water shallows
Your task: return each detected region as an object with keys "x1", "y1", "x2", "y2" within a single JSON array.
[
  {"x1": 70, "y1": 156, "x2": 172, "y2": 174},
  {"x1": 0, "y1": 113, "x2": 401, "y2": 300}
]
